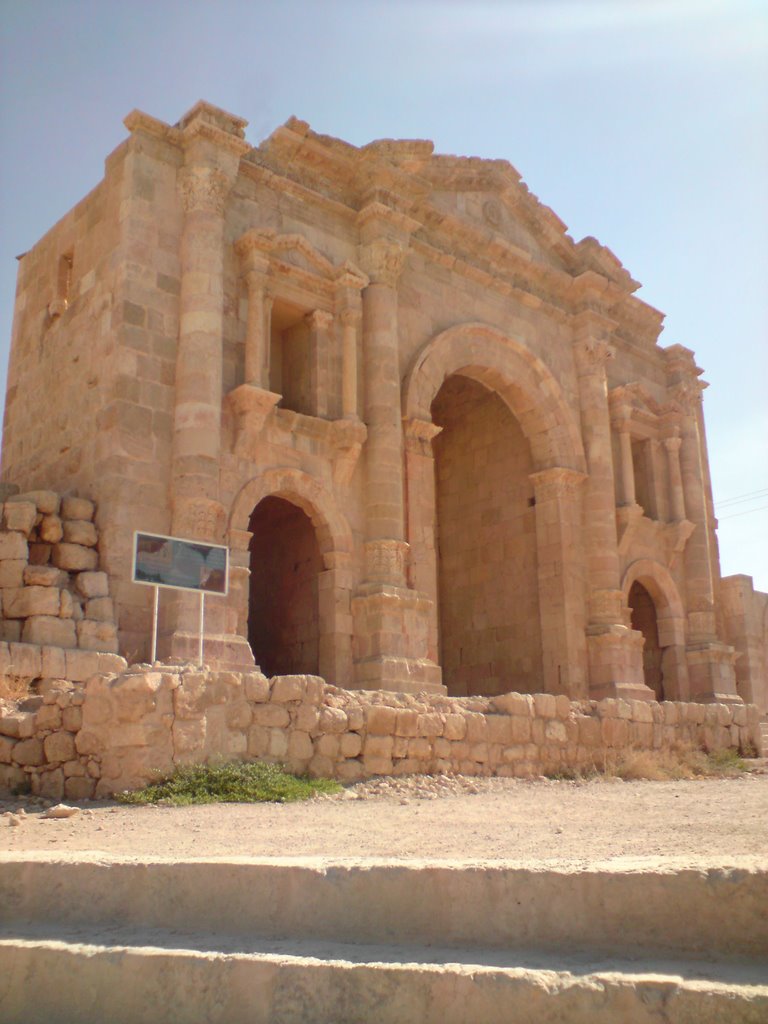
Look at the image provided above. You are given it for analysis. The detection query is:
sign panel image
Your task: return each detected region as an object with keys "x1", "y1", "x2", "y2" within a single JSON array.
[{"x1": 132, "y1": 532, "x2": 229, "y2": 595}]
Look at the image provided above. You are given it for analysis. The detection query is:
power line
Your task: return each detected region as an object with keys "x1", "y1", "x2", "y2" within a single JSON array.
[
  {"x1": 718, "y1": 503, "x2": 768, "y2": 521},
  {"x1": 715, "y1": 487, "x2": 768, "y2": 509}
]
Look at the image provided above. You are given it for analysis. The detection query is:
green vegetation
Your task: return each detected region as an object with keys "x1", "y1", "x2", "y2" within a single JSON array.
[{"x1": 117, "y1": 760, "x2": 341, "y2": 806}]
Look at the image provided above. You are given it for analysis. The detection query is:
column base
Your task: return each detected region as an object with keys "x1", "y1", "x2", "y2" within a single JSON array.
[
  {"x1": 352, "y1": 583, "x2": 444, "y2": 694},
  {"x1": 163, "y1": 630, "x2": 257, "y2": 672},
  {"x1": 586, "y1": 624, "x2": 656, "y2": 702},
  {"x1": 686, "y1": 640, "x2": 741, "y2": 704}
]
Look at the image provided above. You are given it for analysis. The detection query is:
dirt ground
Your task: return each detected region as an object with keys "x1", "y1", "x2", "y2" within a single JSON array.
[{"x1": 2, "y1": 770, "x2": 767, "y2": 865}]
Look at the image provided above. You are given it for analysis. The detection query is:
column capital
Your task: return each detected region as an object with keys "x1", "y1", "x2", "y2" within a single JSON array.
[
  {"x1": 530, "y1": 466, "x2": 587, "y2": 500},
  {"x1": 306, "y1": 309, "x2": 334, "y2": 331},
  {"x1": 403, "y1": 417, "x2": 442, "y2": 456},
  {"x1": 178, "y1": 166, "x2": 233, "y2": 216},
  {"x1": 358, "y1": 237, "x2": 408, "y2": 287},
  {"x1": 573, "y1": 336, "x2": 616, "y2": 373},
  {"x1": 669, "y1": 377, "x2": 706, "y2": 412},
  {"x1": 663, "y1": 433, "x2": 682, "y2": 453}
]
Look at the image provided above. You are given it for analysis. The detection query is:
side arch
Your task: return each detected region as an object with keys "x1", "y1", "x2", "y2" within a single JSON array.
[
  {"x1": 622, "y1": 558, "x2": 688, "y2": 700},
  {"x1": 229, "y1": 467, "x2": 353, "y2": 568},
  {"x1": 402, "y1": 322, "x2": 585, "y2": 472}
]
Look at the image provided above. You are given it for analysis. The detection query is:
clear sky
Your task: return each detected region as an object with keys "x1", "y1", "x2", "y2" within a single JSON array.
[{"x1": 1, "y1": 0, "x2": 766, "y2": 588}]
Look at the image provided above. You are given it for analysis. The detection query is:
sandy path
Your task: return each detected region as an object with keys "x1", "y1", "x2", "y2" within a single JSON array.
[{"x1": 3, "y1": 772, "x2": 767, "y2": 865}]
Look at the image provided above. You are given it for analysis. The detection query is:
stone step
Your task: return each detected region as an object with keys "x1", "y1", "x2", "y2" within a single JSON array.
[
  {"x1": 2, "y1": 854, "x2": 766, "y2": 962},
  {"x1": 757, "y1": 720, "x2": 768, "y2": 756},
  {"x1": 1, "y1": 928, "x2": 766, "y2": 1024}
]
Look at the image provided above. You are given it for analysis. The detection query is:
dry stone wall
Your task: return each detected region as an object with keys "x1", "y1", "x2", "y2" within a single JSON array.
[
  {"x1": 0, "y1": 486, "x2": 119, "y2": 656},
  {"x1": 0, "y1": 665, "x2": 761, "y2": 800}
]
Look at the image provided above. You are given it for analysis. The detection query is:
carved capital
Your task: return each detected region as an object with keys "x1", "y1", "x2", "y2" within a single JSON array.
[
  {"x1": 573, "y1": 337, "x2": 615, "y2": 372},
  {"x1": 529, "y1": 466, "x2": 587, "y2": 502},
  {"x1": 663, "y1": 434, "x2": 682, "y2": 454},
  {"x1": 403, "y1": 417, "x2": 442, "y2": 456},
  {"x1": 364, "y1": 539, "x2": 409, "y2": 586},
  {"x1": 669, "y1": 378, "x2": 705, "y2": 412},
  {"x1": 173, "y1": 497, "x2": 227, "y2": 543},
  {"x1": 305, "y1": 309, "x2": 334, "y2": 332},
  {"x1": 358, "y1": 238, "x2": 408, "y2": 287},
  {"x1": 178, "y1": 166, "x2": 231, "y2": 216}
]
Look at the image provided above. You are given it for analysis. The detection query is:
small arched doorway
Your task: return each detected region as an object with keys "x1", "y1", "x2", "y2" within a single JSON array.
[
  {"x1": 247, "y1": 496, "x2": 323, "y2": 677},
  {"x1": 431, "y1": 374, "x2": 542, "y2": 696},
  {"x1": 628, "y1": 581, "x2": 664, "y2": 700}
]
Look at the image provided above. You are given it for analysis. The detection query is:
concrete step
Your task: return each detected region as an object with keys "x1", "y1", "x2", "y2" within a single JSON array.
[
  {"x1": 1, "y1": 855, "x2": 766, "y2": 1023},
  {"x1": 1, "y1": 928, "x2": 766, "y2": 1024}
]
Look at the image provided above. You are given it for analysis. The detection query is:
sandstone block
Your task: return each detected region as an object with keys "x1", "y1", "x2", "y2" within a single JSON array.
[
  {"x1": 339, "y1": 732, "x2": 362, "y2": 758},
  {"x1": 533, "y1": 694, "x2": 556, "y2": 718},
  {"x1": 4, "y1": 585, "x2": 62, "y2": 618},
  {"x1": 362, "y1": 754, "x2": 393, "y2": 776},
  {"x1": 336, "y1": 759, "x2": 364, "y2": 782},
  {"x1": 44, "y1": 731, "x2": 76, "y2": 763},
  {"x1": 268, "y1": 728, "x2": 289, "y2": 758},
  {"x1": 271, "y1": 676, "x2": 306, "y2": 703},
  {"x1": 0, "y1": 533, "x2": 28, "y2": 561},
  {"x1": 52, "y1": 544, "x2": 98, "y2": 572},
  {"x1": 248, "y1": 725, "x2": 269, "y2": 757},
  {"x1": 555, "y1": 695, "x2": 571, "y2": 720},
  {"x1": 76, "y1": 619, "x2": 119, "y2": 652},
  {"x1": 62, "y1": 520, "x2": 98, "y2": 547},
  {"x1": 35, "y1": 704, "x2": 62, "y2": 730},
  {"x1": 630, "y1": 700, "x2": 654, "y2": 724},
  {"x1": 251, "y1": 704, "x2": 290, "y2": 728},
  {"x1": 364, "y1": 704, "x2": 397, "y2": 735},
  {"x1": 10, "y1": 641, "x2": 43, "y2": 677},
  {"x1": 38, "y1": 769, "x2": 65, "y2": 800},
  {"x1": 23, "y1": 616, "x2": 77, "y2": 649},
  {"x1": 346, "y1": 706, "x2": 364, "y2": 731},
  {"x1": 85, "y1": 597, "x2": 115, "y2": 622},
  {"x1": 295, "y1": 703, "x2": 320, "y2": 732},
  {"x1": 417, "y1": 713, "x2": 443, "y2": 737},
  {"x1": 0, "y1": 559, "x2": 25, "y2": 588},
  {"x1": 486, "y1": 715, "x2": 512, "y2": 744},
  {"x1": 74, "y1": 571, "x2": 110, "y2": 599},
  {"x1": 510, "y1": 716, "x2": 531, "y2": 743},
  {"x1": 64, "y1": 649, "x2": 100, "y2": 680},
  {"x1": 319, "y1": 706, "x2": 348, "y2": 733},
  {"x1": 11, "y1": 490, "x2": 59, "y2": 515},
  {"x1": 243, "y1": 673, "x2": 270, "y2": 702},
  {"x1": 491, "y1": 692, "x2": 533, "y2": 716},
  {"x1": 363, "y1": 734, "x2": 394, "y2": 759},
  {"x1": 288, "y1": 730, "x2": 314, "y2": 760},
  {"x1": 443, "y1": 714, "x2": 467, "y2": 740},
  {"x1": 662, "y1": 703, "x2": 679, "y2": 725},
  {"x1": 12, "y1": 737, "x2": 44, "y2": 766},
  {"x1": 0, "y1": 707, "x2": 36, "y2": 739},
  {"x1": 63, "y1": 759, "x2": 86, "y2": 777},
  {"x1": 62, "y1": 706, "x2": 82, "y2": 732},
  {"x1": 465, "y1": 713, "x2": 487, "y2": 742},
  {"x1": 304, "y1": 677, "x2": 325, "y2": 704},
  {"x1": 470, "y1": 742, "x2": 489, "y2": 762},
  {"x1": 0, "y1": 620, "x2": 21, "y2": 642},
  {"x1": 545, "y1": 720, "x2": 568, "y2": 743},
  {"x1": 0, "y1": 764, "x2": 27, "y2": 794},
  {"x1": 392, "y1": 735, "x2": 409, "y2": 758},
  {"x1": 38, "y1": 515, "x2": 64, "y2": 544},
  {"x1": 4, "y1": 500, "x2": 37, "y2": 535},
  {"x1": 317, "y1": 733, "x2": 340, "y2": 758},
  {"x1": 61, "y1": 496, "x2": 95, "y2": 522},
  {"x1": 394, "y1": 709, "x2": 419, "y2": 736},
  {"x1": 0, "y1": 735, "x2": 15, "y2": 762},
  {"x1": 172, "y1": 718, "x2": 206, "y2": 754},
  {"x1": 308, "y1": 753, "x2": 335, "y2": 778},
  {"x1": 408, "y1": 737, "x2": 432, "y2": 759},
  {"x1": 577, "y1": 717, "x2": 601, "y2": 746},
  {"x1": 64, "y1": 776, "x2": 96, "y2": 801},
  {"x1": 23, "y1": 565, "x2": 67, "y2": 588}
]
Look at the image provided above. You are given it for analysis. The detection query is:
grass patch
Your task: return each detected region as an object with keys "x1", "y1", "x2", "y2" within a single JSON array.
[
  {"x1": 547, "y1": 744, "x2": 751, "y2": 783},
  {"x1": 0, "y1": 676, "x2": 32, "y2": 703},
  {"x1": 117, "y1": 760, "x2": 342, "y2": 806}
]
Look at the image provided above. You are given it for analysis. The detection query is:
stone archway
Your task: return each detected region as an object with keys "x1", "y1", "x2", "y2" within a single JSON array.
[
  {"x1": 228, "y1": 469, "x2": 354, "y2": 685},
  {"x1": 622, "y1": 559, "x2": 688, "y2": 701},
  {"x1": 403, "y1": 322, "x2": 588, "y2": 697}
]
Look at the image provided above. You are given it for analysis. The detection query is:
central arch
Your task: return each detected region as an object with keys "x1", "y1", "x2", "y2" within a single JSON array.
[
  {"x1": 403, "y1": 323, "x2": 587, "y2": 697},
  {"x1": 622, "y1": 559, "x2": 688, "y2": 701}
]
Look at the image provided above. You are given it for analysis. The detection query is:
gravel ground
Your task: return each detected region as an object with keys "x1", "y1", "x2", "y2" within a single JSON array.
[{"x1": 3, "y1": 768, "x2": 767, "y2": 865}]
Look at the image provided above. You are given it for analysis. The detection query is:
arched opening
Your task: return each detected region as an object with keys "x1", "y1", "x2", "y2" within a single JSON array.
[
  {"x1": 431, "y1": 374, "x2": 542, "y2": 696},
  {"x1": 628, "y1": 581, "x2": 664, "y2": 700},
  {"x1": 247, "y1": 496, "x2": 323, "y2": 677}
]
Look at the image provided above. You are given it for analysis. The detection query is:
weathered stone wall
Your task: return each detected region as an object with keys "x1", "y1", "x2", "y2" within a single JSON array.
[
  {"x1": 0, "y1": 488, "x2": 119, "y2": 654},
  {"x1": 0, "y1": 665, "x2": 760, "y2": 800}
]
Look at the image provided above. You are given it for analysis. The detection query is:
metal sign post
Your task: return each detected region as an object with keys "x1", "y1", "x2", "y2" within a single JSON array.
[
  {"x1": 151, "y1": 585, "x2": 159, "y2": 664},
  {"x1": 198, "y1": 591, "x2": 205, "y2": 668}
]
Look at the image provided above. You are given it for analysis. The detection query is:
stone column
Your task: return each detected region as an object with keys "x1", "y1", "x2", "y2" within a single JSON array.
[
  {"x1": 340, "y1": 307, "x2": 361, "y2": 419},
  {"x1": 358, "y1": 236, "x2": 409, "y2": 586},
  {"x1": 571, "y1": 311, "x2": 649, "y2": 700},
  {"x1": 530, "y1": 467, "x2": 589, "y2": 697},
  {"x1": 663, "y1": 433, "x2": 686, "y2": 522},
  {"x1": 666, "y1": 346, "x2": 740, "y2": 702},
  {"x1": 306, "y1": 309, "x2": 334, "y2": 418},
  {"x1": 617, "y1": 418, "x2": 637, "y2": 507},
  {"x1": 350, "y1": 206, "x2": 442, "y2": 694},
  {"x1": 234, "y1": 234, "x2": 272, "y2": 387}
]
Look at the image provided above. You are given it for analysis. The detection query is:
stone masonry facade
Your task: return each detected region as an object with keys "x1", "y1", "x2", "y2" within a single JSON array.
[{"x1": 2, "y1": 101, "x2": 766, "y2": 715}]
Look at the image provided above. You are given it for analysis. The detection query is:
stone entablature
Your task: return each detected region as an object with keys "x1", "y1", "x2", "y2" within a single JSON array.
[
  {"x1": 2, "y1": 100, "x2": 765, "y2": 712},
  {"x1": 0, "y1": 666, "x2": 761, "y2": 800}
]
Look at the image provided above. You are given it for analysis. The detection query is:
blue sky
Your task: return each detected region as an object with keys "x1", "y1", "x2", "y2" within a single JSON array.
[{"x1": 1, "y1": 0, "x2": 766, "y2": 588}]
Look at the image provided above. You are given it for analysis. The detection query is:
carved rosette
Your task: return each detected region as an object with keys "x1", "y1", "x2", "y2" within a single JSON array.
[
  {"x1": 178, "y1": 167, "x2": 232, "y2": 216},
  {"x1": 359, "y1": 239, "x2": 408, "y2": 288}
]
